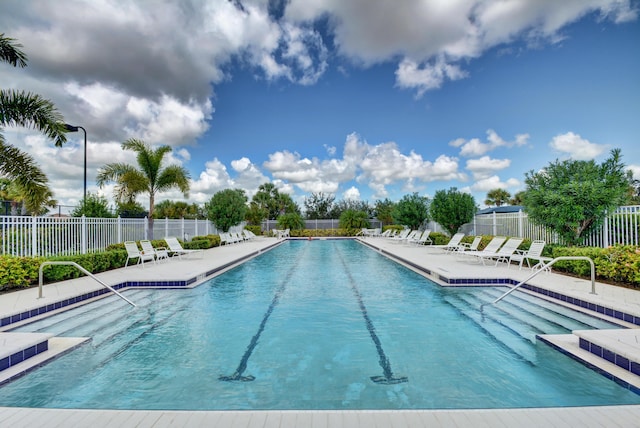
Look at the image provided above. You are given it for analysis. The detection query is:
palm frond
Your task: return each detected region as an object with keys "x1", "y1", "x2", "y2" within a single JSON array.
[
  {"x1": 0, "y1": 89, "x2": 68, "y2": 146},
  {"x1": 0, "y1": 140, "x2": 52, "y2": 212},
  {"x1": 157, "y1": 165, "x2": 191, "y2": 196},
  {"x1": 0, "y1": 33, "x2": 28, "y2": 68}
]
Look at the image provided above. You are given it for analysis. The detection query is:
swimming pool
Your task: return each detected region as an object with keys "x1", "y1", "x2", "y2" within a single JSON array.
[{"x1": 1, "y1": 239, "x2": 639, "y2": 410}]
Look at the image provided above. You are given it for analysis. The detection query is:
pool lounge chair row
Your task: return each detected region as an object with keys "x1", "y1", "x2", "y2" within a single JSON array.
[
  {"x1": 429, "y1": 233, "x2": 551, "y2": 270},
  {"x1": 383, "y1": 228, "x2": 432, "y2": 245},
  {"x1": 124, "y1": 237, "x2": 203, "y2": 267}
]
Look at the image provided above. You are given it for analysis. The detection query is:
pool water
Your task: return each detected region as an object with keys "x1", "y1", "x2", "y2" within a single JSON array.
[{"x1": 1, "y1": 240, "x2": 639, "y2": 410}]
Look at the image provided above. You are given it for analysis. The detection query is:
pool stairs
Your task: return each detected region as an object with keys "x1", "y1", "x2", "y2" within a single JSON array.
[{"x1": 442, "y1": 286, "x2": 640, "y2": 392}]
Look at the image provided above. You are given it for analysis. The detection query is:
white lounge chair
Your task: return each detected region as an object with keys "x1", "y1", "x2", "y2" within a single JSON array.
[
  {"x1": 124, "y1": 240, "x2": 155, "y2": 267},
  {"x1": 463, "y1": 236, "x2": 507, "y2": 264},
  {"x1": 509, "y1": 240, "x2": 553, "y2": 270},
  {"x1": 455, "y1": 235, "x2": 482, "y2": 256},
  {"x1": 408, "y1": 229, "x2": 432, "y2": 245},
  {"x1": 140, "y1": 239, "x2": 169, "y2": 263},
  {"x1": 468, "y1": 237, "x2": 523, "y2": 266},
  {"x1": 428, "y1": 232, "x2": 465, "y2": 252},
  {"x1": 164, "y1": 237, "x2": 204, "y2": 259}
]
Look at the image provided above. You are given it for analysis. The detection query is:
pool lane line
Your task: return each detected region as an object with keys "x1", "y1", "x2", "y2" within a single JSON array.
[
  {"x1": 219, "y1": 242, "x2": 307, "y2": 382},
  {"x1": 335, "y1": 246, "x2": 408, "y2": 385}
]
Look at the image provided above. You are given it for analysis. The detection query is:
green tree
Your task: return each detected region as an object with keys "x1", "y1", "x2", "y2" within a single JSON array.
[
  {"x1": 245, "y1": 201, "x2": 268, "y2": 226},
  {"x1": 154, "y1": 200, "x2": 204, "y2": 219},
  {"x1": 523, "y1": 149, "x2": 632, "y2": 246},
  {"x1": 304, "y1": 192, "x2": 335, "y2": 219},
  {"x1": 339, "y1": 209, "x2": 370, "y2": 229},
  {"x1": 1, "y1": 34, "x2": 69, "y2": 213},
  {"x1": 484, "y1": 188, "x2": 511, "y2": 207},
  {"x1": 96, "y1": 139, "x2": 190, "y2": 237},
  {"x1": 430, "y1": 187, "x2": 477, "y2": 236},
  {"x1": 252, "y1": 182, "x2": 300, "y2": 220},
  {"x1": 374, "y1": 198, "x2": 396, "y2": 225},
  {"x1": 510, "y1": 191, "x2": 526, "y2": 206},
  {"x1": 71, "y1": 192, "x2": 114, "y2": 218},
  {"x1": 206, "y1": 189, "x2": 248, "y2": 232},
  {"x1": 392, "y1": 192, "x2": 429, "y2": 230},
  {"x1": 116, "y1": 200, "x2": 147, "y2": 218},
  {"x1": 329, "y1": 199, "x2": 372, "y2": 219},
  {"x1": 277, "y1": 212, "x2": 305, "y2": 230}
]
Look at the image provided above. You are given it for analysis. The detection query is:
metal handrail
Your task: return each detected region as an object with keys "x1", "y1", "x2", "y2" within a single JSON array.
[
  {"x1": 39, "y1": 261, "x2": 136, "y2": 307},
  {"x1": 490, "y1": 256, "x2": 596, "y2": 307}
]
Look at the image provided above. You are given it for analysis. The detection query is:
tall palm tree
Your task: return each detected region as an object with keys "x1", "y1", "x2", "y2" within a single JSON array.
[
  {"x1": 1, "y1": 33, "x2": 68, "y2": 213},
  {"x1": 484, "y1": 188, "x2": 511, "y2": 207},
  {"x1": 96, "y1": 138, "x2": 191, "y2": 238}
]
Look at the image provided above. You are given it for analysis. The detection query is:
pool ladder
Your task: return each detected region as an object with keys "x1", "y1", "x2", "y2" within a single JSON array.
[
  {"x1": 483, "y1": 256, "x2": 595, "y2": 311},
  {"x1": 38, "y1": 261, "x2": 136, "y2": 307}
]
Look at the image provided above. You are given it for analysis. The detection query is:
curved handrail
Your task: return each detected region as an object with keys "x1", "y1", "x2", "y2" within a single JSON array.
[
  {"x1": 489, "y1": 256, "x2": 596, "y2": 307},
  {"x1": 39, "y1": 261, "x2": 136, "y2": 307}
]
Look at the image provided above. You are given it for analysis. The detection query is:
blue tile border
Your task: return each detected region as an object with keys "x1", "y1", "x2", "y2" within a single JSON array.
[
  {"x1": 579, "y1": 337, "x2": 638, "y2": 376},
  {"x1": 0, "y1": 340, "x2": 48, "y2": 374}
]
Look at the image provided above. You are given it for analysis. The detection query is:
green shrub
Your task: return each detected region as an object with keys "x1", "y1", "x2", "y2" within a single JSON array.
[
  {"x1": 0, "y1": 256, "x2": 44, "y2": 290},
  {"x1": 245, "y1": 225, "x2": 262, "y2": 236}
]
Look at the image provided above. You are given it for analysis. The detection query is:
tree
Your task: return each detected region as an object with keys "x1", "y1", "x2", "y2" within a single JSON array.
[
  {"x1": 510, "y1": 191, "x2": 526, "y2": 206},
  {"x1": 339, "y1": 209, "x2": 370, "y2": 229},
  {"x1": 116, "y1": 200, "x2": 147, "y2": 218},
  {"x1": 206, "y1": 189, "x2": 247, "y2": 232},
  {"x1": 1, "y1": 34, "x2": 69, "y2": 213},
  {"x1": 277, "y1": 212, "x2": 305, "y2": 230},
  {"x1": 154, "y1": 200, "x2": 204, "y2": 219},
  {"x1": 484, "y1": 188, "x2": 511, "y2": 207},
  {"x1": 304, "y1": 192, "x2": 335, "y2": 219},
  {"x1": 430, "y1": 187, "x2": 477, "y2": 236},
  {"x1": 96, "y1": 139, "x2": 190, "y2": 237},
  {"x1": 329, "y1": 199, "x2": 372, "y2": 219},
  {"x1": 374, "y1": 198, "x2": 396, "y2": 225},
  {"x1": 251, "y1": 182, "x2": 300, "y2": 220},
  {"x1": 392, "y1": 192, "x2": 429, "y2": 230},
  {"x1": 523, "y1": 149, "x2": 632, "y2": 246},
  {"x1": 71, "y1": 192, "x2": 114, "y2": 218},
  {"x1": 245, "y1": 201, "x2": 268, "y2": 226}
]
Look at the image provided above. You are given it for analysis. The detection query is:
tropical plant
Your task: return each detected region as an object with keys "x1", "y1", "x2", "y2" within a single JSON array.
[
  {"x1": 329, "y1": 199, "x2": 372, "y2": 219},
  {"x1": 154, "y1": 200, "x2": 204, "y2": 219},
  {"x1": 96, "y1": 139, "x2": 190, "y2": 237},
  {"x1": 1, "y1": 33, "x2": 68, "y2": 213},
  {"x1": 116, "y1": 200, "x2": 147, "y2": 218},
  {"x1": 392, "y1": 192, "x2": 429, "y2": 230},
  {"x1": 523, "y1": 149, "x2": 632, "y2": 246},
  {"x1": 509, "y1": 191, "x2": 526, "y2": 206},
  {"x1": 430, "y1": 187, "x2": 477, "y2": 236},
  {"x1": 484, "y1": 188, "x2": 511, "y2": 207},
  {"x1": 206, "y1": 189, "x2": 247, "y2": 232},
  {"x1": 251, "y1": 182, "x2": 300, "y2": 220},
  {"x1": 339, "y1": 209, "x2": 370, "y2": 229},
  {"x1": 277, "y1": 212, "x2": 305, "y2": 230},
  {"x1": 71, "y1": 192, "x2": 114, "y2": 218}
]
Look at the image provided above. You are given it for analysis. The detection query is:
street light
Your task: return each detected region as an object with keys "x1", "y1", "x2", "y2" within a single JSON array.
[{"x1": 64, "y1": 124, "x2": 87, "y2": 208}]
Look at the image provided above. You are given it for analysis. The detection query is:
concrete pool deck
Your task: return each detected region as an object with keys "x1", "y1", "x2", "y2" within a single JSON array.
[{"x1": 1, "y1": 236, "x2": 640, "y2": 427}]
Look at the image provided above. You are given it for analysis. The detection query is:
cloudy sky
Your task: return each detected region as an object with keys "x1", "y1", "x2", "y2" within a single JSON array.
[{"x1": 2, "y1": 0, "x2": 639, "y2": 213}]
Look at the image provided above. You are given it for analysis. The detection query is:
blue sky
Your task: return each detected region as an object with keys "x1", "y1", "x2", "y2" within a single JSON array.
[{"x1": 1, "y1": 0, "x2": 639, "y2": 213}]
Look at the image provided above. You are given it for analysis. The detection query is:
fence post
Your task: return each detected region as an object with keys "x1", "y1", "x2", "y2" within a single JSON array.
[
  {"x1": 81, "y1": 215, "x2": 87, "y2": 254},
  {"x1": 31, "y1": 216, "x2": 37, "y2": 257},
  {"x1": 603, "y1": 210, "x2": 610, "y2": 248},
  {"x1": 492, "y1": 211, "x2": 497, "y2": 236},
  {"x1": 117, "y1": 216, "x2": 122, "y2": 243},
  {"x1": 144, "y1": 217, "x2": 149, "y2": 240},
  {"x1": 518, "y1": 209, "x2": 524, "y2": 239}
]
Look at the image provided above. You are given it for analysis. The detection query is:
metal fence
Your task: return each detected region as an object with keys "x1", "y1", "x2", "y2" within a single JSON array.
[
  {"x1": 0, "y1": 216, "x2": 219, "y2": 257},
  {"x1": 468, "y1": 205, "x2": 640, "y2": 247}
]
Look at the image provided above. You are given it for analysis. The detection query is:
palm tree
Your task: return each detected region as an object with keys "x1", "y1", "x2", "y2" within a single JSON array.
[
  {"x1": 96, "y1": 139, "x2": 191, "y2": 238},
  {"x1": 484, "y1": 188, "x2": 511, "y2": 207},
  {"x1": 1, "y1": 33, "x2": 68, "y2": 213}
]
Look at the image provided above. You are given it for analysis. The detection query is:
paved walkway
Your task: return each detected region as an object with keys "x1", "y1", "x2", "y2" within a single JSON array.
[{"x1": 1, "y1": 236, "x2": 640, "y2": 427}]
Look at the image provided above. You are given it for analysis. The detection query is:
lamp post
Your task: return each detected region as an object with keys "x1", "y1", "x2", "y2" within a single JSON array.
[{"x1": 64, "y1": 124, "x2": 87, "y2": 208}]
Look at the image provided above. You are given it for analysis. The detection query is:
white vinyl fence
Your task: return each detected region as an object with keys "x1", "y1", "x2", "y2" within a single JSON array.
[
  {"x1": 1, "y1": 216, "x2": 218, "y2": 257},
  {"x1": 468, "y1": 205, "x2": 640, "y2": 247}
]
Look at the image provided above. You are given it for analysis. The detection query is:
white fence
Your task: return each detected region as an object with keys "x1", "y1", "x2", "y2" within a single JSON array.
[
  {"x1": 0, "y1": 216, "x2": 218, "y2": 257},
  {"x1": 468, "y1": 205, "x2": 640, "y2": 247}
]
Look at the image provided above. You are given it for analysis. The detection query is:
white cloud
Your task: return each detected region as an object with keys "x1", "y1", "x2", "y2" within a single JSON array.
[
  {"x1": 549, "y1": 132, "x2": 607, "y2": 160},
  {"x1": 395, "y1": 56, "x2": 468, "y2": 98},
  {"x1": 471, "y1": 175, "x2": 520, "y2": 193},
  {"x1": 342, "y1": 186, "x2": 361, "y2": 201},
  {"x1": 466, "y1": 156, "x2": 512, "y2": 180},
  {"x1": 455, "y1": 130, "x2": 530, "y2": 157}
]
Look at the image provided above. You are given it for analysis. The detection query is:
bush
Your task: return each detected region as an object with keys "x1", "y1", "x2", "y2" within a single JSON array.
[
  {"x1": 0, "y1": 256, "x2": 44, "y2": 290},
  {"x1": 244, "y1": 225, "x2": 262, "y2": 236},
  {"x1": 551, "y1": 245, "x2": 640, "y2": 286}
]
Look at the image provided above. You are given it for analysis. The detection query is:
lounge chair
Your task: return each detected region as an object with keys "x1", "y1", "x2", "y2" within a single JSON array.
[
  {"x1": 124, "y1": 240, "x2": 155, "y2": 267},
  {"x1": 462, "y1": 236, "x2": 507, "y2": 264},
  {"x1": 140, "y1": 239, "x2": 169, "y2": 263},
  {"x1": 455, "y1": 235, "x2": 482, "y2": 255},
  {"x1": 408, "y1": 229, "x2": 432, "y2": 245},
  {"x1": 428, "y1": 232, "x2": 465, "y2": 252},
  {"x1": 164, "y1": 237, "x2": 204, "y2": 259},
  {"x1": 467, "y1": 237, "x2": 523, "y2": 266},
  {"x1": 389, "y1": 229, "x2": 411, "y2": 242},
  {"x1": 242, "y1": 229, "x2": 256, "y2": 240},
  {"x1": 509, "y1": 240, "x2": 553, "y2": 270}
]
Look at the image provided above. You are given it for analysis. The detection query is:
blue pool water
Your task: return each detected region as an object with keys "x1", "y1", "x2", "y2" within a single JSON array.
[{"x1": 1, "y1": 239, "x2": 639, "y2": 410}]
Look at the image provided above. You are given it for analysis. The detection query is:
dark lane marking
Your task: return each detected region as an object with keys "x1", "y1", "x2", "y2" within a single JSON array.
[
  {"x1": 335, "y1": 245, "x2": 408, "y2": 385},
  {"x1": 219, "y1": 242, "x2": 306, "y2": 382}
]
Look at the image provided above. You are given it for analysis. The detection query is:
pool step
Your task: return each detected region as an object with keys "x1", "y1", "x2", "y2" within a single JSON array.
[{"x1": 0, "y1": 332, "x2": 89, "y2": 381}]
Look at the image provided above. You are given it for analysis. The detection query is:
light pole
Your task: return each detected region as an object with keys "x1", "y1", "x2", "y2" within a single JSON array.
[{"x1": 64, "y1": 124, "x2": 87, "y2": 209}]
